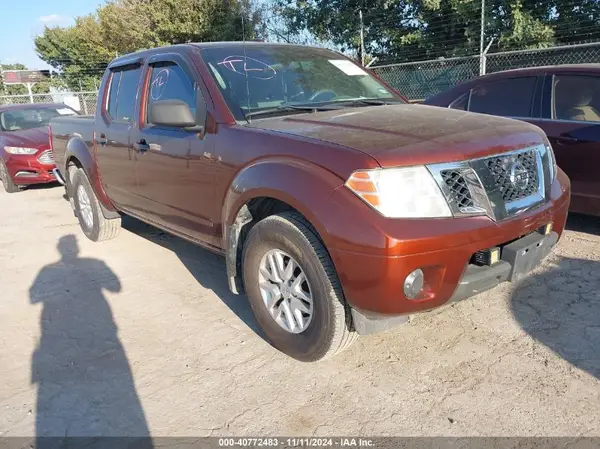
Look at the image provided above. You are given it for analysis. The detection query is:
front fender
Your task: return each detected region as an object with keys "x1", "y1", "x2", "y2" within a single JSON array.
[
  {"x1": 222, "y1": 158, "x2": 345, "y2": 293},
  {"x1": 223, "y1": 159, "x2": 344, "y2": 239},
  {"x1": 65, "y1": 137, "x2": 118, "y2": 216}
]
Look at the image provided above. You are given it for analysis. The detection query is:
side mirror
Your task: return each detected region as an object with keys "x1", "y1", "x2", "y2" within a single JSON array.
[{"x1": 149, "y1": 99, "x2": 196, "y2": 128}]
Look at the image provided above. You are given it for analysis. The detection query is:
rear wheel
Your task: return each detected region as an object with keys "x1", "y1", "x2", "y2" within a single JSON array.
[
  {"x1": 71, "y1": 168, "x2": 121, "y2": 242},
  {"x1": 0, "y1": 160, "x2": 21, "y2": 193},
  {"x1": 242, "y1": 212, "x2": 357, "y2": 362}
]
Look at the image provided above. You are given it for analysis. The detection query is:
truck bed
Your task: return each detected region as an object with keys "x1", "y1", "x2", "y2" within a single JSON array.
[{"x1": 50, "y1": 115, "x2": 95, "y2": 174}]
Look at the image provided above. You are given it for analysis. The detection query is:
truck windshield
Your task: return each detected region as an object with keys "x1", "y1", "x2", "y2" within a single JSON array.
[
  {"x1": 201, "y1": 45, "x2": 404, "y2": 121},
  {"x1": 0, "y1": 106, "x2": 77, "y2": 132}
]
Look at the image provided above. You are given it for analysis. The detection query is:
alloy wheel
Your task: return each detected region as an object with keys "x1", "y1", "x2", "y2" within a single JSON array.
[
  {"x1": 77, "y1": 185, "x2": 94, "y2": 229},
  {"x1": 258, "y1": 249, "x2": 314, "y2": 334}
]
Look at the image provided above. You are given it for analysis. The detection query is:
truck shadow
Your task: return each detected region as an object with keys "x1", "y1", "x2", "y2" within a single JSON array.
[
  {"x1": 121, "y1": 216, "x2": 262, "y2": 337},
  {"x1": 21, "y1": 181, "x2": 63, "y2": 191},
  {"x1": 565, "y1": 212, "x2": 600, "y2": 236},
  {"x1": 510, "y1": 255, "x2": 600, "y2": 380}
]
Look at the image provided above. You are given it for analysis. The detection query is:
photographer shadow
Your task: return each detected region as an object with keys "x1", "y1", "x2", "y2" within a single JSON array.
[
  {"x1": 510, "y1": 255, "x2": 600, "y2": 380},
  {"x1": 29, "y1": 235, "x2": 153, "y2": 447}
]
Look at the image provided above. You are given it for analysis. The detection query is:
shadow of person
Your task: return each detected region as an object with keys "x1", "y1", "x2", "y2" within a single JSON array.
[
  {"x1": 30, "y1": 235, "x2": 152, "y2": 447},
  {"x1": 510, "y1": 255, "x2": 600, "y2": 380}
]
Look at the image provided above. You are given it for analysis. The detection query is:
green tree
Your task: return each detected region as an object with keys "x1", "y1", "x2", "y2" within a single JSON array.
[
  {"x1": 35, "y1": 0, "x2": 265, "y2": 91},
  {"x1": 275, "y1": 0, "x2": 600, "y2": 64}
]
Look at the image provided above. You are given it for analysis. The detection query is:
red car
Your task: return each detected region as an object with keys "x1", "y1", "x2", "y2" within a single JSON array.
[
  {"x1": 424, "y1": 65, "x2": 600, "y2": 216},
  {"x1": 0, "y1": 103, "x2": 78, "y2": 193}
]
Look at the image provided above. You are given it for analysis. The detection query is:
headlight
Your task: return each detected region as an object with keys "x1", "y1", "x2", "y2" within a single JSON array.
[
  {"x1": 4, "y1": 146, "x2": 38, "y2": 155},
  {"x1": 345, "y1": 166, "x2": 451, "y2": 218}
]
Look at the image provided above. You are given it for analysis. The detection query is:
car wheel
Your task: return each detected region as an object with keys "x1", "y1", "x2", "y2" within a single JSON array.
[
  {"x1": 72, "y1": 168, "x2": 121, "y2": 242},
  {"x1": 0, "y1": 160, "x2": 21, "y2": 193},
  {"x1": 242, "y1": 211, "x2": 357, "y2": 362}
]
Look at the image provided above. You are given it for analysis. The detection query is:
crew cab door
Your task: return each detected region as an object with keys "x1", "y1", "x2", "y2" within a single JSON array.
[
  {"x1": 94, "y1": 62, "x2": 143, "y2": 210},
  {"x1": 131, "y1": 53, "x2": 219, "y2": 245},
  {"x1": 532, "y1": 73, "x2": 600, "y2": 215}
]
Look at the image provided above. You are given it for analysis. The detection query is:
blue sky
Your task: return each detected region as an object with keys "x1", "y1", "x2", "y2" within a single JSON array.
[{"x1": 0, "y1": 0, "x2": 105, "y2": 69}]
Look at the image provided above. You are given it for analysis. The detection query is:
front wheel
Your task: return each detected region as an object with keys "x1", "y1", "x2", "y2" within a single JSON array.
[
  {"x1": 0, "y1": 160, "x2": 21, "y2": 193},
  {"x1": 71, "y1": 168, "x2": 121, "y2": 242},
  {"x1": 242, "y1": 212, "x2": 357, "y2": 362}
]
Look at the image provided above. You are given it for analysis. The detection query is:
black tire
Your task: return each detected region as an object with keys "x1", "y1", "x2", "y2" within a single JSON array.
[
  {"x1": 66, "y1": 163, "x2": 78, "y2": 214},
  {"x1": 242, "y1": 212, "x2": 357, "y2": 362},
  {"x1": 0, "y1": 160, "x2": 21, "y2": 193},
  {"x1": 71, "y1": 168, "x2": 121, "y2": 242}
]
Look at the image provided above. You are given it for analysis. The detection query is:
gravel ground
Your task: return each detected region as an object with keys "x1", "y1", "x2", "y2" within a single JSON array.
[{"x1": 0, "y1": 183, "x2": 599, "y2": 438}]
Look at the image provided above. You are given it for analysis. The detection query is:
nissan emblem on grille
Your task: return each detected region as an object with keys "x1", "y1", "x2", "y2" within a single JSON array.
[
  {"x1": 509, "y1": 161, "x2": 530, "y2": 191},
  {"x1": 485, "y1": 150, "x2": 538, "y2": 202}
]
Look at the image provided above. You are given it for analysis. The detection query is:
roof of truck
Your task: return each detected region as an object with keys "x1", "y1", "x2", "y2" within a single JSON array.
[
  {"x1": 109, "y1": 42, "x2": 339, "y2": 68},
  {"x1": 189, "y1": 41, "x2": 315, "y2": 49}
]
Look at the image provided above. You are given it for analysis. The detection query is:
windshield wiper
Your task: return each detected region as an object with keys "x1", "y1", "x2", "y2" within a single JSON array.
[
  {"x1": 344, "y1": 98, "x2": 395, "y2": 106},
  {"x1": 244, "y1": 104, "x2": 339, "y2": 119},
  {"x1": 310, "y1": 98, "x2": 399, "y2": 109}
]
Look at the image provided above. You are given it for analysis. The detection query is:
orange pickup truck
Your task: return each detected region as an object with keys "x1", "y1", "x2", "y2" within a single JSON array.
[{"x1": 50, "y1": 42, "x2": 570, "y2": 361}]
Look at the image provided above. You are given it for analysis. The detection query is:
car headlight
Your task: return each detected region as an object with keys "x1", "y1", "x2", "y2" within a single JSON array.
[
  {"x1": 345, "y1": 166, "x2": 451, "y2": 218},
  {"x1": 4, "y1": 146, "x2": 38, "y2": 155}
]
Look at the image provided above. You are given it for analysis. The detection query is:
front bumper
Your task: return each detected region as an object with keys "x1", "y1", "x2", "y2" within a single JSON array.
[
  {"x1": 448, "y1": 229, "x2": 558, "y2": 303},
  {"x1": 5, "y1": 154, "x2": 56, "y2": 185},
  {"x1": 325, "y1": 169, "x2": 570, "y2": 330},
  {"x1": 351, "y1": 230, "x2": 559, "y2": 334}
]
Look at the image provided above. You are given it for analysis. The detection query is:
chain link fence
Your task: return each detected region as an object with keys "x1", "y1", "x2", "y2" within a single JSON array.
[
  {"x1": 372, "y1": 42, "x2": 600, "y2": 101},
  {"x1": 0, "y1": 91, "x2": 99, "y2": 115},
  {"x1": 2, "y1": 42, "x2": 599, "y2": 107}
]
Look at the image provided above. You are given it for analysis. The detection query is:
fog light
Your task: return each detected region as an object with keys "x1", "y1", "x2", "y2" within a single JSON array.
[
  {"x1": 404, "y1": 269, "x2": 424, "y2": 299},
  {"x1": 490, "y1": 247, "x2": 500, "y2": 265}
]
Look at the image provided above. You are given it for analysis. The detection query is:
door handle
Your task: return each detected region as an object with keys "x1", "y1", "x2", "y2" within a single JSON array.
[
  {"x1": 133, "y1": 141, "x2": 150, "y2": 153},
  {"x1": 556, "y1": 134, "x2": 579, "y2": 145}
]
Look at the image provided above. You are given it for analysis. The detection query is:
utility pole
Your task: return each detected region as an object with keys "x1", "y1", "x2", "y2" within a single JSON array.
[
  {"x1": 359, "y1": 10, "x2": 365, "y2": 66},
  {"x1": 26, "y1": 82, "x2": 34, "y2": 103},
  {"x1": 479, "y1": 0, "x2": 485, "y2": 75}
]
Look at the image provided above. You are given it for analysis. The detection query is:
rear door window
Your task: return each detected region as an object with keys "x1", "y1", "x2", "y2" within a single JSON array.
[
  {"x1": 469, "y1": 77, "x2": 536, "y2": 118},
  {"x1": 106, "y1": 66, "x2": 142, "y2": 122},
  {"x1": 553, "y1": 74, "x2": 600, "y2": 122},
  {"x1": 107, "y1": 71, "x2": 122, "y2": 119},
  {"x1": 450, "y1": 93, "x2": 469, "y2": 110}
]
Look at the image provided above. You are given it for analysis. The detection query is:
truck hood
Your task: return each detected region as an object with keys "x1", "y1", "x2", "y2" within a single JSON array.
[
  {"x1": 0, "y1": 126, "x2": 50, "y2": 151},
  {"x1": 247, "y1": 104, "x2": 546, "y2": 167}
]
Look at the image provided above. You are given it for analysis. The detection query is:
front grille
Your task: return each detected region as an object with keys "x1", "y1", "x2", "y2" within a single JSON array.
[
  {"x1": 485, "y1": 150, "x2": 538, "y2": 202},
  {"x1": 440, "y1": 170, "x2": 474, "y2": 210},
  {"x1": 429, "y1": 144, "x2": 549, "y2": 222},
  {"x1": 37, "y1": 150, "x2": 55, "y2": 165}
]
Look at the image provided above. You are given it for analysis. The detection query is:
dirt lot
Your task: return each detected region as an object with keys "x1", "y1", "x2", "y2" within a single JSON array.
[{"x1": 0, "y1": 183, "x2": 599, "y2": 438}]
